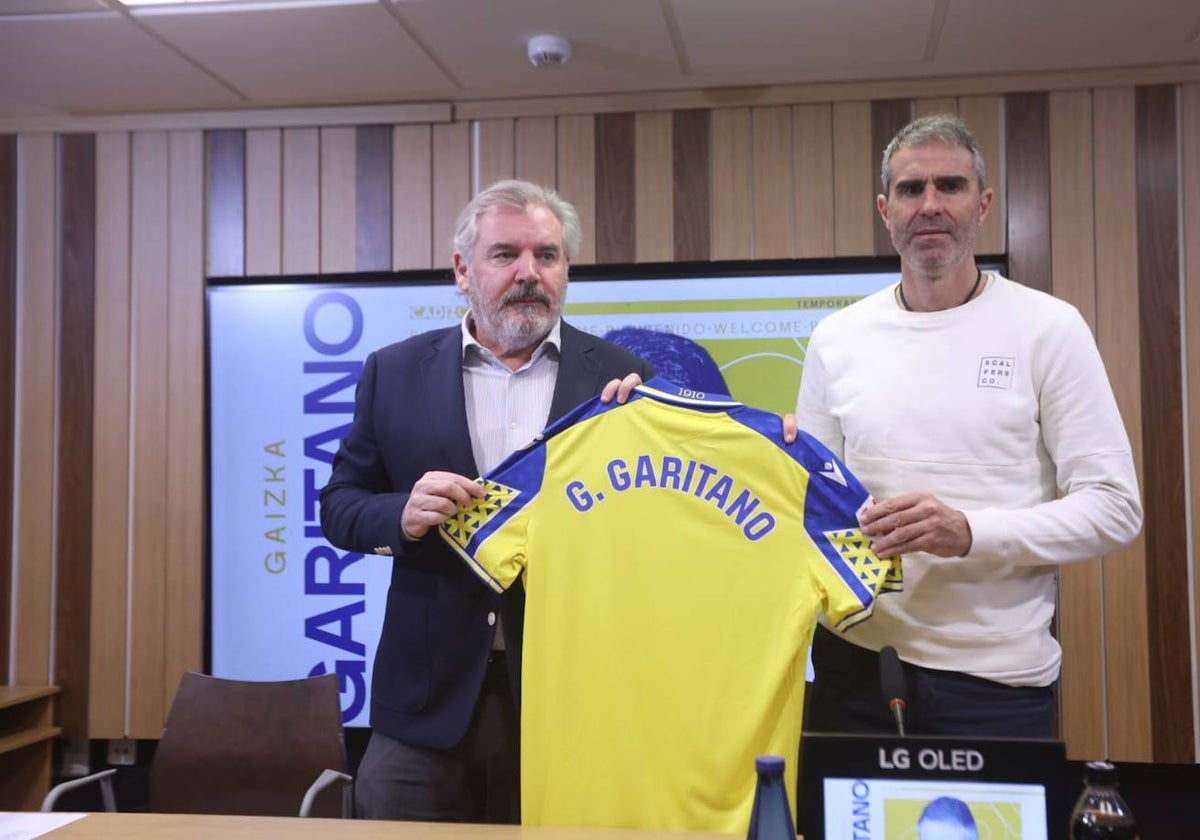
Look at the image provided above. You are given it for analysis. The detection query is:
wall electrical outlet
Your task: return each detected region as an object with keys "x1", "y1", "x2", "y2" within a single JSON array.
[{"x1": 106, "y1": 737, "x2": 136, "y2": 766}]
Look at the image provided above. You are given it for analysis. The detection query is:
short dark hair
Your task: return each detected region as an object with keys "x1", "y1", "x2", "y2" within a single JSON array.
[
  {"x1": 918, "y1": 796, "x2": 978, "y2": 835},
  {"x1": 602, "y1": 328, "x2": 726, "y2": 394}
]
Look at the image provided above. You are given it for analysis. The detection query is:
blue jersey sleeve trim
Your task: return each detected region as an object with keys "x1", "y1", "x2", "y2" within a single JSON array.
[
  {"x1": 726, "y1": 405, "x2": 903, "y2": 615},
  {"x1": 438, "y1": 446, "x2": 548, "y2": 580},
  {"x1": 439, "y1": 530, "x2": 506, "y2": 593}
]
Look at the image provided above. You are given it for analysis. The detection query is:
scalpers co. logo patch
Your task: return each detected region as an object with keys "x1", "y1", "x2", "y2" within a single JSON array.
[{"x1": 977, "y1": 356, "x2": 1014, "y2": 389}]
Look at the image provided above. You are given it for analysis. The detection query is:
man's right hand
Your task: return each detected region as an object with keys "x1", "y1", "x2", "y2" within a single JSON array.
[
  {"x1": 400, "y1": 471, "x2": 486, "y2": 540},
  {"x1": 858, "y1": 490, "x2": 972, "y2": 559}
]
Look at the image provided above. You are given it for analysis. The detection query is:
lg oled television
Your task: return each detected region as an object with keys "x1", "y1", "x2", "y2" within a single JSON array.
[
  {"x1": 800, "y1": 732, "x2": 1069, "y2": 840},
  {"x1": 205, "y1": 257, "x2": 1005, "y2": 726}
]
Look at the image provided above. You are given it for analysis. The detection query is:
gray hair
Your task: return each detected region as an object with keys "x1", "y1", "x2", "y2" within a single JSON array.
[
  {"x1": 880, "y1": 114, "x2": 987, "y2": 195},
  {"x1": 452, "y1": 179, "x2": 582, "y2": 263}
]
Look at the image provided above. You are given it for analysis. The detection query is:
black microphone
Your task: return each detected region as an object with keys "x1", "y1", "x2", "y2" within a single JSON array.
[{"x1": 879, "y1": 645, "x2": 908, "y2": 737}]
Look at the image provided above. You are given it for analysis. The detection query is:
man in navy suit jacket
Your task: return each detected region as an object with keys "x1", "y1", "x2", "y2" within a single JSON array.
[{"x1": 320, "y1": 180, "x2": 652, "y2": 823}]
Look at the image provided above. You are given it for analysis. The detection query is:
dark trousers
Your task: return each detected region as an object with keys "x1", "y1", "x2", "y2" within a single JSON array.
[
  {"x1": 804, "y1": 625, "x2": 1057, "y2": 738},
  {"x1": 354, "y1": 655, "x2": 519, "y2": 823}
]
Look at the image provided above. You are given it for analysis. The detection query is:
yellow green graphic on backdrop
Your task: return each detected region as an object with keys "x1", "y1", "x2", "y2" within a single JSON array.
[{"x1": 565, "y1": 295, "x2": 870, "y2": 416}]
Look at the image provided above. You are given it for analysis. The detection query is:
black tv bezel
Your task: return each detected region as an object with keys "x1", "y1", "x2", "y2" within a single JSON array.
[{"x1": 800, "y1": 731, "x2": 1069, "y2": 839}]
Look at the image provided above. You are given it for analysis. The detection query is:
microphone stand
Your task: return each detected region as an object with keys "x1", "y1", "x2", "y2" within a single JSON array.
[{"x1": 879, "y1": 645, "x2": 909, "y2": 737}]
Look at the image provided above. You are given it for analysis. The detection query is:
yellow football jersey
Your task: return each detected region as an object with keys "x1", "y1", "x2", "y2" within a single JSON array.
[{"x1": 441, "y1": 379, "x2": 901, "y2": 832}]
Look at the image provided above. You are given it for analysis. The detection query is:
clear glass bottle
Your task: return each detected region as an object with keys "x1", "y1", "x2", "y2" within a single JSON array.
[
  {"x1": 747, "y1": 755, "x2": 795, "y2": 840},
  {"x1": 1070, "y1": 760, "x2": 1140, "y2": 839}
]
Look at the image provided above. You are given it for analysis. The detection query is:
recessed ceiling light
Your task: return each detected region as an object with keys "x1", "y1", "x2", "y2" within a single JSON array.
[
  {"x1": 118, "y1": 0, "x2": 344, "y2": 7},
  {"x1": 119, "y1": 1, "x2": 241, "y2": 6}
]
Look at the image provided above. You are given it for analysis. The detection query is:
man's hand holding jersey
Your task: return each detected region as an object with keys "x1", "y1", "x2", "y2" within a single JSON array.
[
  {"x1": 401, "y1": 373, "x2": 648, "y2": 541},
  {"x1": 859, "y1": 490, "x2": 973, "y2": 559}
]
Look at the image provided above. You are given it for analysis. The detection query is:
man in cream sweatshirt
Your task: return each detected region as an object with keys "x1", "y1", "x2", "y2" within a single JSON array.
[{"x1": 795, "y1": 114, "x2": 1142, "y2": 736}]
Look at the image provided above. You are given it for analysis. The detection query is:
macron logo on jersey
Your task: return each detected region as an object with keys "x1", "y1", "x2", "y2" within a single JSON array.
[{"x1": 818, "y1": 459, "x2": 847, "y2": 487}]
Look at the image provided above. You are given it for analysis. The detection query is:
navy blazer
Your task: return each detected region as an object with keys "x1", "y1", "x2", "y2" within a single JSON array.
[{"x1": 319, "y1": 321, "x2": 653, "y2": 748}]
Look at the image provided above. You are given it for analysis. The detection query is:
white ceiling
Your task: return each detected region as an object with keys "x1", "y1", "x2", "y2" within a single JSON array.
[{"x1": 2, "y1": 0, "x2": 1199, "y2": 122}]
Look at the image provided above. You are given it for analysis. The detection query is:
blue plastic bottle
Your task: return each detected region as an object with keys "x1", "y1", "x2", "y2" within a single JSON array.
[{"x1": 747, "y1": 755, "x2": 796, "y2": 840}]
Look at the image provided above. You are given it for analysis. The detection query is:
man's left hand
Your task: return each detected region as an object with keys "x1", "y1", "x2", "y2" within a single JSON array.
[
  {"x1": 859, "y1": 491, "x2": 973, "y2": 559},
  {"x1": 781, "y1": 413, "x2": 798, "y2": 444},
  {"x1": 600, "y1": 373, "x2": 643, "y2": 404}
]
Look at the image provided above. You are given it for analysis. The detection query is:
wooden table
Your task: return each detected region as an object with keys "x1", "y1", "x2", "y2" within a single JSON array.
[{"x1": 39, "y1": 812, "x2": 746, "y2": 839}]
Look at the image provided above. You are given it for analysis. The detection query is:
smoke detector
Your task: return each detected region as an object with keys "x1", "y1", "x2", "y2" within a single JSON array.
[{"x1": 527, "y1": 34, "x2": 572, "y2": 68}]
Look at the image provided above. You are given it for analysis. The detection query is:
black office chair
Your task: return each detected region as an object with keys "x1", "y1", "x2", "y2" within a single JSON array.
[{"x1": 43, "y1": 671, "x2": 352, "y2": 817}]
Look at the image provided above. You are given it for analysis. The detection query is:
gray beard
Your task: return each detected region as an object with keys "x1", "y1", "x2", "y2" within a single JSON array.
[
  {"x1": 469, "y1": 299, "x2": 559, "y2": 355},
  {"x1": 487, "y1": 311, "x2": 554, "y2": 353}
]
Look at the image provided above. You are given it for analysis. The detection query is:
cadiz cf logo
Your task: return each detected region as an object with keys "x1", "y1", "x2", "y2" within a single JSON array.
[
  {"x1": 441, "y1": 480, "x2": 519, "y2": 549},
  {"x1": 824, "y1": 528, "x2": 902, "y2": 591}
]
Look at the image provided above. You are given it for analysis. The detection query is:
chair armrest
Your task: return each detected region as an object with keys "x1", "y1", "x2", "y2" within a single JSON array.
[
  {"x1": 41, "y1": 767, "x2": 118, "y2": 812},
  {"x1": 299, "y1": 767, "x2": 353, "y2": 818}
]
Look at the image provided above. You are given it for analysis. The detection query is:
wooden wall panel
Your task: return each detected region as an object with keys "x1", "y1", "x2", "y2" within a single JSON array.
[
  {"x1": 475, "y1": 118, "x2": 515, "y2": 193},
  {"x1": 355, "y1": 125, "x2": 392, "y2": 272},
  {"x1": 633, "y1": 111, "x2": 672, "y2": 263},
  {"x1": 55, "y1": 133, "x2": 96, "y2": 740},
  {"x1": 672, "y1": 109, "x2": 710, "y2": 262},
  {"x1": 319, "y1": 127, "x2": 356, "y2": 273},
  {"x1": 1047, "y1": 92, "x2": 1097, "y2": 330},
  {"x1": 0, "y1": 134, "x2": 17, "y2": 681},
  {"x1": 871, "y1": 99, "x2": 914, "y2": 255},
  {"x1": 1004, "y1": 94, "x2": 1051, "y2": 292},
  {"x1": 282, "y1": 128, "x2": 319, "y2": 275},
  {"x1": 1092, "y1": 87, "x2": 1152, "y2": 762},
  {"x1": 433, "y1": 121, "x2": 471, "y2": 267},
  {"x1": 831, "y1": 102, "x2": 873, "y2": 256},
  {"x1": 205, "y1": 130, "x2": 244, "y2": 278},
  {"x1": 1185, "y1": 82, "x2": 1200, "y2": 762},
  {"x1": 392, "y1": 124, "x2": 432, "y2": 270},
  {"x1": 164, "y1": 130, "x2": 205, "y2": 713},
  {"x1": 751, "y1": 106, "x2": 794, "y2": 259},
  {"x1": 128, "y1": 131, "x2": 170, "y2": 736},
  {"x1": 595, "y1": 113, "x2": 636, "y2": 265},
  {"x1": 245, "y1": 129, "x2": 282, "y2": 276},
  {"x1": 793, "y1": 104, "x2": 835, "y2": 258},
  {"x1": 556, "y1": 115, "x2": 596, "y2": 264},
  {"x1": 958, "y1": 96, "x2": 1006, "y2": 255},
  {"x1": 89, "y1": 132, "x2": 131, "y2": 736},
  {"x1": 515, "y1": 116, "x2": 556, "y2": 189},
  {"x1": 916, "y1": 97, "x2": 957, "y2": 116},
  {"x1": 13, "y1": 134, "x2": 57, "y2": 685},
  {"x1": 711, "y1": 107, "x2": 753, "y2": 260},
  {"x1": 1, "y1": 75, "x2": 1197, "y2": 759},
  {"x1": 1135, "y1": 84, "x2": 1192, "y2": 763},
  {"x1": 1047, "y1": 90, "x2": 1106, "y2": 758}
]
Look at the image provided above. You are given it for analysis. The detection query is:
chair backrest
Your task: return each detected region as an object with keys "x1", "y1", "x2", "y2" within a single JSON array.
[{"x1": 149, "y1": 671, "x2": 347, "y2": 817}]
